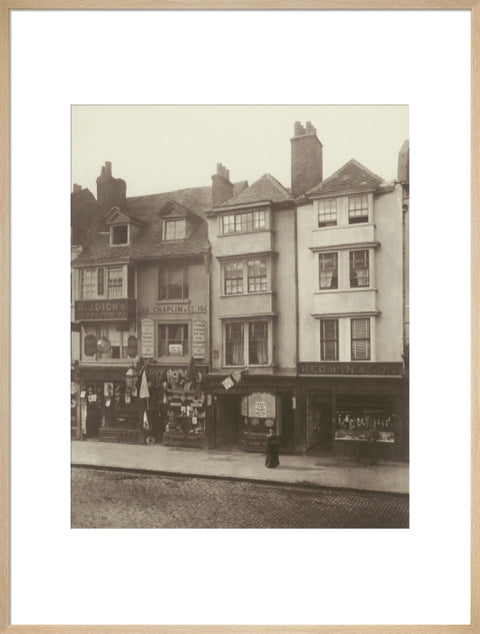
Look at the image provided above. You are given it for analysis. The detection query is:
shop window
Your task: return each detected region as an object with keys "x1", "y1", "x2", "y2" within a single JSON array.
[
  {"x1": 351, "y1": 318, "x2": 370, "y2": 360},
  {"x1": 225, "y1": 320, "x2": 269, "y2": 366},
  {"x1": 159, "y1": 266, "x2": 188, "y2": 300},
  {"x1": 349, "y1": 250, "x2": 369, "y2": 287},
  {"x1": 164, "y1": 219, "x2": 186, "y2": 241},
  {"x1": 317, "y1": 199, "x2": 337, "y2": 227},
  {"x1": 221, "y1": 210, "x2": 267, "y2": 235},
  {"x1": 319, "y1": 253, "x2": 338, "y2": 289},
  {"x1": 348, "y1": 195, "x2": 369, "y2": 224},
  {"x1": 111, "y1": 224, "x2": 129, "y2": 245},
  {"x1": 320, "y1": 319, "x2": 339, "y2": 360},
  {"x1": 80, "y1": 268, "x2": 97, "y2": 299},
  {"x1": 225, "y1": 322, "x2": 244, "y2": 365},
  {"x1": 224, "y1": 261, "x2": 244, "y2": 295},
  {"x1": 249, "y1": 321, "x2": 268, "y2": 365},
  {"x1": 107, "y1": 267, "x2": 123, "y2": 298},
  {"x1": 159, "y1": 324, "x2": 189, "y2": 356}
]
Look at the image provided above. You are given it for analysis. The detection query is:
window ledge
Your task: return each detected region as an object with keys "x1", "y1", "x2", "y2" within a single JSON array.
[
  {"x1": 216, "y1": 229, "x2": 271, "y2": 238},
  {"x1": 156, "y1": 299, "x2": 190, "y2": 304},
  {"x1": 314, "y1": 287, "x2": 377, "y2": 294},
  {"x1": 312, "y1": 223, "x2": 376, "y2": 232},
  {"x1": 220, "y1": 291, "x2": 274, "y2": 298}
]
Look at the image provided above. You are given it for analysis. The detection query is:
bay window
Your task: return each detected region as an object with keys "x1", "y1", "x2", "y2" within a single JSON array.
[
  {"x1": 225, "y1": 320, "x2": 270, "y2": 366},
  {"x1": 222, "y1": 257, "x2": 269, "y2": 295},
  {"x1": 221, "y1": 210, "x2": 267, "y2": 235}
]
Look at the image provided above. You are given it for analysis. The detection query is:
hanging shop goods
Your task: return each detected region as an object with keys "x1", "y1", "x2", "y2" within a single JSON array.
[
  {"x1": 240, "y1": 391, "x2": 282, "y2": 451},
  {"x1": 162, "y1": 365, "x2": 208, "y2": 448}
]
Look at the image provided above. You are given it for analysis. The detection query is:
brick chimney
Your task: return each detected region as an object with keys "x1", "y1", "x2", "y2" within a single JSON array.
[
  {"x1": 290, "y1": 121, "x2": 323, "y2": 197},
  {"x1": 212, "y1": 163, "x2": 234, "y2": 207},
  {"x1": 96, "y1": 161, "x2": 127, "y2": 208}
]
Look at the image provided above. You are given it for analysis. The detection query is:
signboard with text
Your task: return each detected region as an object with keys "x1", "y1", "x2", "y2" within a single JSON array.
[
  {"x1": 192, "y1": 319, "x2": 206, "y2": 359},
  {"x1": 141, "y1": 319, "x2": 155, "y2": 357},
  {"x1": 76, "y1": 298, "x2": 136, "y2": 322},
  {"x1": 298, "y1": 362, "x2": 403, "y2": 376}
]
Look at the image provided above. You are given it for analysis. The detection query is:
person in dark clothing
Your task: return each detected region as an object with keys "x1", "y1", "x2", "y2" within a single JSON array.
[
  {"x1": 265, "y1": 429, "x2": 280, "y2": 469},
  {"x1": 366, "y1": 422, "x2": 380, "y2": 465}
]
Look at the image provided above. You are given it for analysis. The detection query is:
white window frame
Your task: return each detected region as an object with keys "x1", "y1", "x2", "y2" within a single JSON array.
[
  {"x1": 317, "y1": 198, "x2": 337, "y2": 227},
  {"x1": 110, "y1": 224, "x2": 130, "y2": 246},
  {"x1": 222, "y1": 257, "x2": 270, "y2": 296},
  {"x1": 220, "y1": 209, "x2": 268, "y2": 235},
  {"x1": 224, "y1": 319, "x2": 271, "y2": 367},
  {"x1": 164, "y1": 218, "x2": 186, "y2": 241}
]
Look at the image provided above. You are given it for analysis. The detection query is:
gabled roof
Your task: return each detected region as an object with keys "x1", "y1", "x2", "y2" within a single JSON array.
[
  {"x1": 307, "y1": 159, "x2": 385, "y2": 197},
  {"x1": 220, "y1": 173, "x2": 291, "y2": 207},
  {"x1": 104, "y1": 206, "x2": 144, "y2": 227}
]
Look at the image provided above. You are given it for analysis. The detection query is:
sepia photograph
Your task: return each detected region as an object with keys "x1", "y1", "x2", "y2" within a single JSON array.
[{"x1": 71, "y1": 105, "x2": 410, "y2": 529}]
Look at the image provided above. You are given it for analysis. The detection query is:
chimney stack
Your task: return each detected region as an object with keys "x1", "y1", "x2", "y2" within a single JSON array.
[
  {"x1": 212, "y1": 163, "x2": 234, "y2": 207},
  {"x1": 72, "y1": 183, "x2": 82, "y2": 193},
  {"x1": 290, "y1": 121, "x2": 323, "y2": 197},
  {"x1": 96, "y1": 161, "x2": 127, "y2": 208}
]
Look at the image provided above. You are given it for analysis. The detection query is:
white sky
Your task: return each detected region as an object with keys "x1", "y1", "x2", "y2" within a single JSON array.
[{"x1": 71, "y1": 105, "x2": 408, "y2": 198}]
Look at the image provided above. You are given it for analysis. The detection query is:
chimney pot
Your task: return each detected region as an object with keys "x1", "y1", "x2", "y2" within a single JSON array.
[
  {"x1": 291, "y1": 121, "x2": 323, "y2": 197},
  {"x1": 105, "y1": 162, "x2": 112, "y2": 178},
  {"x1": 212, "y1": 163, "x2": 234, "y2": 206}
]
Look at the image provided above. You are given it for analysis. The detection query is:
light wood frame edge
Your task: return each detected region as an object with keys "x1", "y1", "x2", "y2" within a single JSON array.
[{"x1": 0, "y1": 2, "x2": 478, "y2": 633}]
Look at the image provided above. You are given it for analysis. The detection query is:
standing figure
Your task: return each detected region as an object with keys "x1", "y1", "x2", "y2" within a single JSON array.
[
  {"x1": 265, "y1": 429, "x2": 280, "y2": 469},
  {"x1": 366, "y1": 421, "x2": 380, "y2": 465}
]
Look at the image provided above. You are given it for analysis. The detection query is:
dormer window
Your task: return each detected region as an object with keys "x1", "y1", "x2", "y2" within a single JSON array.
[
  {"x1": 164, "y1": 219, "x2": 186, "y2": 241},
  {"x1": 111, "y1": 224, "x2": 129, "y2": 246}
]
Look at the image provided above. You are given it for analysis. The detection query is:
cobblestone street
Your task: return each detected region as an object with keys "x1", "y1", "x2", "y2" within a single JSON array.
[{"x1": 72, "y1": 467, "x2": 409, "y2": 528}]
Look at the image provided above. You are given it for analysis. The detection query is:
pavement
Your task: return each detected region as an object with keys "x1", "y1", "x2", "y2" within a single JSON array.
[{"x1": 71, "y1": 439, "x2": 409, "y2": 495}]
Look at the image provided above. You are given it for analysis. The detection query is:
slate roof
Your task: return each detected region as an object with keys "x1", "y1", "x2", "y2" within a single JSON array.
[
  {"x1": 220, "y1": 173, "x2": 292, "y2": 207},
  {"x1": 72, "y1": 181, "x2": 248, "y2": 266},
  {"x1": 307, "y1": 159, "x2": 385, "y2": 197}
]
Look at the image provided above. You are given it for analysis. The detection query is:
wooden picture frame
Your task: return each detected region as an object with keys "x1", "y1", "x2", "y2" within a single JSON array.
[{"x1": 0, "y1": 2, "x2": 477, "y2": 632}]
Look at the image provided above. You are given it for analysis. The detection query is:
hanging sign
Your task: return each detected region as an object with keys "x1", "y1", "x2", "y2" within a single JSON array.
[
  {"x1": 222, "y1": 376, "x2": 235, "y2": 390},
  {"x1": 141, "y1": 319, "x2": 154, "y2": 357}
]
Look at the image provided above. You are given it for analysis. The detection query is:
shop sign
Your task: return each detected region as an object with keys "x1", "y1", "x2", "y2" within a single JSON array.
[
  {"x1": 192, "y1": 320, "x2": 206, "y2": 359},
  {"x1": 222, "y1": 376, "x2": 235, "y2": 390},
  {"x1": 75, "y1": 298, "x2": 136, "y2": 321},
  {"x1": 140, "y1": 304, "x2": 207, "y2": 315},
  {"x1": 141, "y1": 319, "x2": 154, "y2": 357},
  {"x1": 168, "y1": 344, "x2": 183, "y2": 355},
  {"x1": 127, "y1": 335, "x2": 138, "y2": 358},
  {"x1": 84, "y1": 334, "x2": 97, "y2": 357},
  {"x1": 97, "y1": 337, "x2": 111, "y2": 353},
  {"x1": 298, "y1": 362, "x2": 403, "y2": 376},
  {"x1": 248, "y1": 392, "x2": 276, "y2": 418}
]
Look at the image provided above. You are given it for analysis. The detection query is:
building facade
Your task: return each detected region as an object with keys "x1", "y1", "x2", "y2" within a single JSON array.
[{"x1": 71, "y1": 124, "x2": 409, "y2": 461}]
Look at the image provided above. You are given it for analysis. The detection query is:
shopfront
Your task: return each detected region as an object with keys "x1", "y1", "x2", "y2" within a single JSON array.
[
  {"x1": 207, "y1": 375, "x2": 296, "y2": 453},
  {"x1": 297, "y1": 362, "x2": 408, "y2": 461}
]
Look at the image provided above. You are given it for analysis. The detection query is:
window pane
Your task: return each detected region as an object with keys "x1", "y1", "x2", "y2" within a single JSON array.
[
  {"x1": 222, "y1": 215, "x2": 235, "y2": 234},
  {"x1": 350, "y1": 250, "x2": 369, "y2": 287},
  {"x1": 351, "y1": 318, "x2": 370, "y2": 360},
  {"x1": 253, "y1": 211, "x2": 266, "y2": 230},
  {"x1": 112, "y1": 225, "x2": 128, "y2": 244},
  {"x1": 249, "y1": 321, "x2": 268, "y2": 365},
  {"x1": 319, "y1": 253, "x2": 338, "y2": 289},
  {"x1": 107, "y1": 268, "x2": 123, "y2": 298},
  {"x1": 224, "y1": 261, "x2": 243, "y2": 294},
  {"x1": 318, "y1": 199, "x2": 337, "y2": 226},
  {"x1": 165, "y1": 220, "x2": 185, "y2": 240},
  {"x1": 226, "y1": 323, "x2": 244, "y2": 365},
  {"x1": 247, "y1": 259, "x2": 267, "y2": 292},
  {"x1": 321, "y1": 319, "x2": 338, "y2": 360},
  {"x1": 348, "y1": 195, "x2": 369, "y2": 223},
  {"x1": 81, "y1": 269, "x2": 96, "y2": 299}
]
